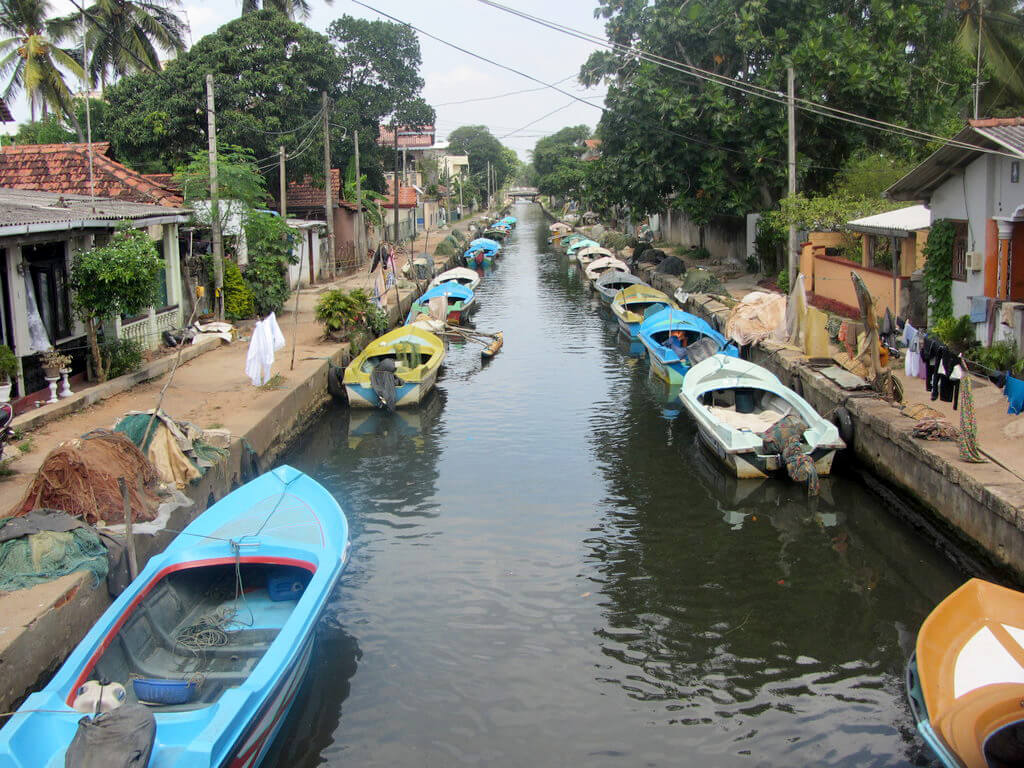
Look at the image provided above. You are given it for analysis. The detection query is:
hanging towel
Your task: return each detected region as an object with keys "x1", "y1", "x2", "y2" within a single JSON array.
[
  {"x1": 1006, "y1": 375, "x2": 1024, "y2": 415},
  {"x1": 969, "y1": 296, "x2": 990, "y2": 323},
  {"x1": 903, "y1": 322, "x2": 921, "y2": 378}
]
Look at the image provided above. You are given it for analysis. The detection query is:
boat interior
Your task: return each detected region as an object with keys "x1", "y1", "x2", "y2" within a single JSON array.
[
  {"x1": 985, "y1": 721, "x2": 1024, "y2": 767},
  {"x1": 624, "y1": 300, "x2": 671, "y2": 318},
  {"x1": 698, "y1": 386, "x2": 795, "y2": 433},
  {"x1": 648, "y1": 329, "x2": 713, "y2": 348},
  {"x1": 361, "y1": 347, "x2": 431, "y2": 374},
  {"x1": 82, "y1": 562, "x2": 312, "y2": 711}
]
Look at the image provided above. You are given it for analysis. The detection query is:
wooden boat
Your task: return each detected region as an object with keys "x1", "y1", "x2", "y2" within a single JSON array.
[
  {"x1": 499, "y1": 216, "x2": 516, "y2": 229},
  {"x1": 638, "y1": 307, "x2": 739, "y2": 386},
  {"x1": 481, "y1": 331, "x2": 504, "y2": 359},
  {"x1": 463, "y1": 248, "x2": 495, "y2": 269},
  {"x1": 430, "y1": 266, "x2": 481, "y2": 292},
  {"x1": 575, "y1": 245, "x2": 614, "y2": 270},
  {"x1": 566, "y1": 238, "x2": 600, "y2": 262},
  {"x1": 679, "y1": 354, "x2": 844, "y2": 479},
  {"x1": 594, "y1": 270, "x2": 644, "y2": 304},
  {"x1": 907, "y1": 578, "x2": 1024, "y2": 768},
  {"x1": 343, "y1": 325, "x2": 446, "y2": 408},
  {"x1": 0, "y1": 465, "x2": 349, "y2": 768},
  {"x1": 406, "y1": 281, "x2": 476, "y2": 325},
  {"x1": 469, "y1": 237, "x2": 501, "y2": 256},
  {"x1": 483, "y1": 226, "x2": 508, "y2": 241},
  {"x1": 556, "y1": 233, "x2": 586, "y2": 255},
  {"x1": 549, "y1": 222, "x2": 572, "y2": 237},
  {"x1": 610, "y1": 284, "x2": 675, "y2": 338},
  {"x1": 583, "y1": 256, "x2": 629, "y2": 285}
]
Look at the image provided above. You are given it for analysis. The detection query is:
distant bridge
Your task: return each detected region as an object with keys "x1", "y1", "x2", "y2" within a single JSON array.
[{"x1": 509, "y1": 186, "x2": 540, "y2": 200}]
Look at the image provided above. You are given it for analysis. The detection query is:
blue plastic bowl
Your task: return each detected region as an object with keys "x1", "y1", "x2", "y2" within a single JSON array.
[{"x1": 132, "y1": 677, "x2": 198, "y2": 705}]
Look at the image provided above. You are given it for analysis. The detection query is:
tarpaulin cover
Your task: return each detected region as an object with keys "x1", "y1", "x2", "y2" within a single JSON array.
[
  {"x1": 10, "y1": 430, "x2": 159, "y2": 523},
  {"x1": 114, "y1": 411, "x2": 227, "y2": 489},
  {"x1": 65, "y1": 704, "x2": 156, "y2": 768},
  {"x1": 725, "y1": 291, "x2": 788, "y2": 346}
]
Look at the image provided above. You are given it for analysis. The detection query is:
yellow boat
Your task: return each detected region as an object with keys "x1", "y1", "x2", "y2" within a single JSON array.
[
  {"x1": 343, "y1": 326, "x2": 445, "y2": 408},
  {"x1": 907, "y1": 578, "x2": 1024, "y2": 767},
  {"x1": 610, "y1": 284, "x2": 675, "y2": 338}
]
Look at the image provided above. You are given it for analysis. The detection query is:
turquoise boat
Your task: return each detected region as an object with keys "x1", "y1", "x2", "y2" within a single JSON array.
[
  {"x1": 638, "y1": 308, "x2": 738, "y2": 386},
  {"x1": 0, "y1": 466, "x2": 349, "y2": 768},
  {"x1": 406, "y1": 281, "x2": 476, "y2": 325},
  {"x1": 463, "y1": 248, "x2": 495, "y2": 268}
]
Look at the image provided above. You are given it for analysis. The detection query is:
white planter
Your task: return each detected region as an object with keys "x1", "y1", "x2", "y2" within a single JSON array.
[{"x1": 0, "y1": 380, "x2": 10, "y2": 403}]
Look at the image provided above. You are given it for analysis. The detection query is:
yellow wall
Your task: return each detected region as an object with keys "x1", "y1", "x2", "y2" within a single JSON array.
[{"x1": 813, "y1": 255, "x2": 902, "y2": 315}]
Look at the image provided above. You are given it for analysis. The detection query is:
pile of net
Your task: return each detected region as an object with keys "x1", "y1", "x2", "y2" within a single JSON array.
[
  {"x1": 10, "y1": 430, "x2": 159, "y2": 523},
  {"x1": 759, "y1": 415, "x2": 819, "y2": 496},
  {"x1": 0, "y1": 511, "x2": 109, "y2": 591},
  {"x1": 725, "y1": 291, "x2": 788, "y2": 346},
  {"x1": 680, "y1": 267, "x2": 727, "y2": 296},
  {"x1": 654, "y1": 254, "x2": 686, "y2": 275},
  {"x1": 114, "y1": 411, "x2": 229, "y2": 489}
]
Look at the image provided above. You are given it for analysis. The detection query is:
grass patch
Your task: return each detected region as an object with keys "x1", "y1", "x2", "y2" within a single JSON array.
[
  {"x1": 258, "y1": 374, "x2": 287, "y2": 391},
  {"x1": 17, "y1": 438, "x2": 33, "y2": 454},
  {"x1": 0, "y1": 457, "x2": 15, "y2": 478}
]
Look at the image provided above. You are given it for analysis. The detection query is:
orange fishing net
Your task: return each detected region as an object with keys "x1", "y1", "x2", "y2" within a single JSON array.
[{"x1": 9, "y1": 430, "x2": 160, "y2": 524}]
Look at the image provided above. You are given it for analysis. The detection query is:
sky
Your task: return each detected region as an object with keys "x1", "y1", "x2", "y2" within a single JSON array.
[{"x1": 9, "y1": 0, "x2": 610, "y2": 161}]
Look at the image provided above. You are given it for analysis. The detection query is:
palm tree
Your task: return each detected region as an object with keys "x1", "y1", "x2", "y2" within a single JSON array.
[
  {"x1": 240, "y1": 0, "x2": 331, "y2": 21},
  {"x1": 0, "y1": 0, "x2": 84, "y2": 121},
  {"x1": 956, "y1": 0, "x2": 1024, "y2": 115}
]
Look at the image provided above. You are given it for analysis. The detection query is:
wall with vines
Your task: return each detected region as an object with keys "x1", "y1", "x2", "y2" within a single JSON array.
[{"x1": 922, "y1": 219, "x2": 954, "y2": 322}]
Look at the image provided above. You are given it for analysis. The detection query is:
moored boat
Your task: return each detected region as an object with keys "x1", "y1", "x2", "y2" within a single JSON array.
[
  {"x1": 556, "y1": 233, "x2": 586, "y2": 255},
  {"x1": 344, "y1": 325, "x2": 446, "y2": 408},
  {"x1": 907, "y1": 578, "x2": 1024, "y2": 768},
  {"x1": 637, "y1": 307, "x2": 738, "y2": 386},
  {"x1": 594, "y1": 270, "x2": 644, "y2": 304},
  {"x1": 583, "y1": 256, "x2": 630, "y2": 285},
  {"x1": 566, "y1": 238, "x2": 600, "y2": 262},
  {"x1": 0, "y1": 465, "x2": 349, "y2": 768},
  {"x1": 610, "y1": 284, "x2": 675, "y2": 338},
  {"x1": 575, "y1": 245, "x2": 613, "y2": 270},
  {"x1": 430, "y1": 266, "x2": 481, "y2": 292},
  {"x1": 483, "y1": 225, "x2": 509, "y2": 241},
  {"x1": 407, "y1": 281, "x2": 476, "y2": 325},
  {"x1": 469, "y1": 237, "x2": 501, "y2": 256},
  {"x1": 463, "y1": 248, "x2": 495, "y2": 269},
  {"x1": 679, "y1": 354, "x2": 844, "y2": 480}
]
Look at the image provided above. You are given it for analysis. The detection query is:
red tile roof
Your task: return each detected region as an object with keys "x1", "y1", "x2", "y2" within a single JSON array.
[
  {"x1": 285, "y1": 170, "x2": 360, "y2": 212},
  {"x1": 383, "y1": 177, "x2": 417, "y2": 208},
  {"x1": 584, "y1": 138, "x2": 602, "y2": 149},
  {"x1": 969, "y1": 117, "x2": 1024, "y2": 128},
  {"x1": 143, "y1": 172, "x2": 180, "y2": 191},
  {"x1": 0, "y1": 143, "x2": 183, "y2": 206}
]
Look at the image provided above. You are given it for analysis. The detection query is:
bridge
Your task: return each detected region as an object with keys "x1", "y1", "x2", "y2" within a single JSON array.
[{"x1": 508, "y1": 186, "x2": 540, "y2": 201}]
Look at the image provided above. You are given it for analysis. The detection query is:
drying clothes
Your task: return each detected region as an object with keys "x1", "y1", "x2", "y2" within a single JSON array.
[
  {"x1": 244, "y1": 313, "x2": 286, "y2": 387},
  {"x1": 880, "y1": 308, "x2": 895, "y2": 341},
  {"x1": 1006, "y1": 374, "x2": 1024, "y2": 415},
  {"x1": 969, "y1": 296, "x2": 991, "y2": 324},
  {"x1": 958, "y1": 371, "x2": 985, "y2": 463},
  {"x1": 902, "y1": 322, "x2": 922, "y2": 379}
]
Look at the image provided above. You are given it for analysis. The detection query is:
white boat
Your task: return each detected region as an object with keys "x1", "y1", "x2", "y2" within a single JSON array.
[
  {"x1": 679, "y1": 355, "x2": 844, "y2": 479},
  {"x1": 429, "y1": 266, "x2": 481, "y2": 292},
  {"x1": 575, "y1": 245, "x2": 613, "y2": 270},
  {"x1": 584, "y1": 256, "x2": 629, "y2": 285}
]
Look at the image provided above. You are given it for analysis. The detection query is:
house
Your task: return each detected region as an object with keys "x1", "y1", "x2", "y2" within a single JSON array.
[
  {"x1": 887, "y1": 117, "x2": 1024, "y2": 343},
  {"x1": 581, "y1": 138, "x2": 602, "y2": 162},
  {"x1": 381, "y1": 177, "x2": 418, "y2": 243},
  {"x1": 284, "y1": 170, "x2": 363, "y2": 273},
  {"x1": 0, "y1": 187, "x2": 191, "y2": 412}
]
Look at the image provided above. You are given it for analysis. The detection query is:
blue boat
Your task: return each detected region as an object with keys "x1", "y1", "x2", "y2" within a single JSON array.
[
  {"x1": 407, "y1": 281, "x2": 476, "y2": 325},
  {"x1": 500, "y1": 216, "x2": 517, "y2": 228},
  {"x1": 463, "y1": 248, "x2": 495, "y2": 268},
  {"x1": 469, "y1": 238, "x2": 501, "y2": 255},
  {"x1": 566, "y1": 238, "x2": 600, "y2": 260},
  {"x1": 637, "y1": 308, "x2": 738, "y2": 386},
  {"x1": 0, "y1": 466, "x2": 349, "y2": 768}
]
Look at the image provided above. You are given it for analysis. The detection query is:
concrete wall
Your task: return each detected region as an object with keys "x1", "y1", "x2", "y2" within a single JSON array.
[{"x1": 661, "y1": 209, "x2": 746, "y2": 264}]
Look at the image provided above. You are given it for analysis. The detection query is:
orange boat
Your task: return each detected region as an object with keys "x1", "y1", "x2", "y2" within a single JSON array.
[{"x1": 907, "y1": 578, "x2": 1024, "y2": 767}]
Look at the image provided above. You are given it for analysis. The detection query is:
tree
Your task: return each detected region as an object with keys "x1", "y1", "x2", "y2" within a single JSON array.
[
  {"x1": 174, "y1": 144, "x2": 269, "y2": 212},
  {"x1": 242, "y1": 211, "x2": 297, "y2": 316},
  {"x1": 105, "y1": 11, "x2": 342, "y2": 177},
  {"x1": 240, "y1": 0, "x2": 325, "y2": 20},
  {"x1": 531, "y1": 124, "x2": 591, "y2": 202},
  {"x1": 447, "y1": 125, "x2": 514, "y2": 196},
  {"x1": 955, "y1": 0, "x2": 1024, "y2": 115},
  {"x1": 12, "y1": 113, "x2": 73, "y2": 143},
  {"x1": 581, "y1": 0, "x2": 973, "y2": 223},
  {"x1": 0, "y1": 0, "x2": 84, "y2": 122},
  {"x1": 69, "y1": 223, "x2": 163, "y2": 382}
]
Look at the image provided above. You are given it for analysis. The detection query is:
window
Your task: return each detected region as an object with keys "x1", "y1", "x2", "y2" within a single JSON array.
[
  {"x1": 24, "y1": 242, "x2": 71, "y2": 341},
  {"x1": 952, "y1": 222, "x2": 968, "y2": 281}
]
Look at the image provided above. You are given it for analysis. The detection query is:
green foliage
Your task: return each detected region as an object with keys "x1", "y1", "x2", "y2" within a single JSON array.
[
  {"x1": 777, "y1": 269, "x2": 790, "y2": 295},
  {"x1": 689, "y1": 246, "x2": 711, "y2": 261},
  {"x1": 968, "y1": 340, "x2": 1019, "y2": 372},
  {"x1": 531, "y1": 125, "x2": 591, "y2": 201},
  {"x1": 761, "y1": 194, "x2": 905, "y2": 239},
  {"x1": 932, "y1": 314, "x2": 976, "y2": 354},
  {"x1": 923, "y1": 219, "x2": 956, "y2": 321},
  {"x1": 0, "y1": 344, "x2": 17, "y2": 382},
  {"x1": 447, "y1": 126, "x2": 515, "y2": 195},
  {"x1": 580, "y1": 0, "x2": 973, "y2": 220},
  {"x1": 315, "y1": 288, "x2": 387, "y2": 339},
  {"x1": 242, "y1": 212, "x2": 296, "y2": 316},
  {"x1": 70, "y1": 224, "x2": 163, "y2": 321},
  {"x1": 833, "y1": 151, "x2": 915, "y2": 198},
  {"x1": 12, "y1": 114, "x2": 74, "y2": 144},
  {"x1": 954, "y1": 0, "x2": 1024, "y2": 115},
  {"x1": 101, "y1": 337, "x2": 144, "y2": 379},
  {"x1": 746, "y1": 254, "x2": 759, "y2": 273},
  {"x1": 174, "y1": 144, "x2": 269, "y2": 214},
  {"x1": 222, "y1": 258, "x2": 255, "y2": 321},
  {"x1": 754, "y1": 216, "x2": 783, "y2": 272}
]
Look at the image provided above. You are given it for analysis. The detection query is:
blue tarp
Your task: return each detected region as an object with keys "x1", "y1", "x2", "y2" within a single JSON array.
[
  {"x1": 414, "y1": 281, "x2": 475, "y2": 304},
  {"x1": 470, "y1": 238, "x2": 501, "y2": 254}
]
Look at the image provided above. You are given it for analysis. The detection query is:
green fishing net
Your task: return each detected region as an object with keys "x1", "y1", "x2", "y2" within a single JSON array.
[{"x1": 0, "y1": 525, "x2": 108, "y2": 592}]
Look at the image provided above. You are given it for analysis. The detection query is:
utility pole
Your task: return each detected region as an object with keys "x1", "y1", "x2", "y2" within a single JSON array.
[
  {"x1": 393, "y1": 123, "x2": 400, "y2": 247},
  {"x1": 487, "y1": 161, "x2": 492, "y2": 210},
  {"x1": 354, "y1": 129, "x2": 365, "y2": 265},
  {"x1": 787, "y1": 66, "x2": 798, "y2": 286},
  {"x1": 278, "y1": 145, "x2": 287, "y2": 217},
  {"x1": 974, "y1": 0, "x2": 985, "y2": 119},
  {"x1": 322, "y1": 91, "x2": 335, "y2": 279},
  {"x1": 206, "y1": 74, "x2": 224, "y2": 321}
]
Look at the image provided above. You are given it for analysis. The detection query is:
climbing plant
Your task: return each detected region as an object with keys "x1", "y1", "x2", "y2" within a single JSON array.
[{"x1": 923, "y1": 219, "x2": 955, "y2": 321}]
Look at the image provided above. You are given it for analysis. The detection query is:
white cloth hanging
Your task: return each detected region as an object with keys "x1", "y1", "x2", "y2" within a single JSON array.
[
  {"x1": 244, "y1": 313, "x2": 286, "y2": 386},
  {"x1": 903, "y1": 321, "x2": 922, "y2": 378}
]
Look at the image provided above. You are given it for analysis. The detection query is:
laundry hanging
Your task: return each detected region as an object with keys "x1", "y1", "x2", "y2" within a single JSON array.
[{"x1": 245, "y1": 312, "x2": 286, "y2": 386}]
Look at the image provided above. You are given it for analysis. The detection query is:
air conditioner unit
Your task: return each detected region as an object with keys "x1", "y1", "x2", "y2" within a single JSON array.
[{"x1": 965, "y1": 251, "x2": 984, "y2": 272}]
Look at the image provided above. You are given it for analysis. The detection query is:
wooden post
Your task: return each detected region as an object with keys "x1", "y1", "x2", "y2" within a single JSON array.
[
  {"x1": 322, "y1": 91, "x2": 336, "y2": 279},
  {"x1": 354, "y1": 129, "x2": 364, "y2": 265},
  {"x1": 786, "y1": 66, "x2": 798, "y2": 284},
  {"x1": 118, "y1": 477, "x2": 138, "y2": 580},
  {"x1": 279, "y1": 145, "x2": 287, "y2": 217}
]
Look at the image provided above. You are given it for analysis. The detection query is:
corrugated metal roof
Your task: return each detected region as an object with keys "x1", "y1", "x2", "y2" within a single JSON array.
[
  {"x1": 847, "y1": 204, "x2": 930, "y2": 237},
  {"x1": 0, "y1": 187, "x2": 190, "y2": 235},
  {"x1": 971, "y1": 117, "x2": 1024, "y2": 155}
]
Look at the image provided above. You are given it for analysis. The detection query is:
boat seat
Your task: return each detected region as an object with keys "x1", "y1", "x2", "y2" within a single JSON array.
[{"x1": 933, "y1": 683, "x2": 1024, "y2": 768}]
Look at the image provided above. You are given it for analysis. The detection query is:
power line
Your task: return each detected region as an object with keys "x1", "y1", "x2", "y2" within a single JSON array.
[
  {"x1": 432, "y1": 75, "x2": 577, "y2": 107},
  {"x1": 500, "y1": 100, "x2": 576, "y2": 139}
]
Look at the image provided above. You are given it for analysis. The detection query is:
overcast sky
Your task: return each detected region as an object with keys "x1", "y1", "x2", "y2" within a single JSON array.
[{"x1": 8, "y1": 0, "x2": 609, "y2": 160}]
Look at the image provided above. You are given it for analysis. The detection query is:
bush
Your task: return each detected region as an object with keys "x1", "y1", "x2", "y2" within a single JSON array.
[
  {"x1": 746, "y1": 254, "x2": 759, "y2": 273},
  {"x1": 223, "y1": 258, "x2": 255, "y2": 321},
  {"x1": 102, "y1": 337, "x2": 144, "y2": 379},
  {"x1": 932, "y1": 314, "x2": 976, "y2": 354},
  {"x1": 243, "y1": 212, "x2": 297, "y2": 316},
  {"x1": 777, "y1": 268, "x2": 790, "y2": 294},
  {"x1": 0, "y1": 344, "x2": 17, "y2": 382},
  {"x1": 315, "y1": 288, "x2": 388, "y2": 341},
  {"x1": 689, "y1": 246, "x2": 711, "y2": 260},
  {"x1": 968, "y1": 340, "x2": 1018, "y2": 372}
]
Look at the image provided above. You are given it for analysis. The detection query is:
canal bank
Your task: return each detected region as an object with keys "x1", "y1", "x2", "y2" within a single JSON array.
[
  {"x1": 633, "y1": 263, "x2": 1024, "y2": 581},
  {"x1": 0, "y1": 222, "x2": 471, "y2": 712}
]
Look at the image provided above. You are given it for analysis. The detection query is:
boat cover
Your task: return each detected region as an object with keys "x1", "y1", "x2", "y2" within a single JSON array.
[
  {"x1": 469, "y1": 238, "x2": 501, "y2": 253},
  {"x1": 65, "y1": 704, "x2": 155, "y2": 768},
  {"x1": 413, "y1": 281, "x2": 475, "y2": 305}
]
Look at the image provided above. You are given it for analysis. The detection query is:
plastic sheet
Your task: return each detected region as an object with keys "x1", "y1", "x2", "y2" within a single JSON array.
[{"x1": 724, "y1": 291, "x2": 788, "y2": 346}]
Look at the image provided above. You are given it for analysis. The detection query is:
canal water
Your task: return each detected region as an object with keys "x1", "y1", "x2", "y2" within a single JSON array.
[{"x1": 272, "y1": 203, "x2": 963, "y2": 767}]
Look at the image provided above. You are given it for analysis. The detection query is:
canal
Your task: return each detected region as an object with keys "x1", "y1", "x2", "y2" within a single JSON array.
[{"x1": 272, "y1": 203, "x2": 964, "y2": 767}]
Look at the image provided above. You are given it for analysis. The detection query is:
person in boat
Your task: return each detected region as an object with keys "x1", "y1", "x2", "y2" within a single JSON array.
[{"x1": 666, "y1": 329, "x2": 689, "y2": 359}]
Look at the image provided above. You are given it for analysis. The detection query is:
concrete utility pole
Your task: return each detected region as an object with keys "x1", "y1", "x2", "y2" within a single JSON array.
[
  {"x1": 206, "y1": 74, "x2": 224, "y2": 320},
  {"x1": 278, "y1": 145, "x2": 287, "y2": 217},
  {"x1": 787, "y1": 66, "x2": 798, "y2": 285},
  {"x1": 974, "y1": 0, "x2": 985, "y2": 119},
  {"x1": 322, "y1": 91, "x2": 335, "y2": 279},
  {"x1": 393, "y1": 124, "x2": 400, "y2": 247},
  {"x1": 354, "y1": 129, "x2": 365, "y2": 265}
]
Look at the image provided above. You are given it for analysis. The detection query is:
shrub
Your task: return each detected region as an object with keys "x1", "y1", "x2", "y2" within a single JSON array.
[
  {"x1": 314, "y1": 288, "x2": 388, "y2": 341},
  {"x1": 968, "y1": 340, "x2": 1018, "y2": 372},
  {"x1": 932, "y1": 314, "x2": 976, "y2": 354},
  {"x1": 222, "y1": 259, "x2": 255, "y2": 321},
  {"x1": 777, "y1": 268, "x2": 790, "y2": 294},
  {"x1": 746, "y1": 254, "x2": 759, "y2": 273},
  {"x1": 102, "y1": 337, "x2": 144, "y2": 379},
  {"x1": 690, "y1": 246, "x2": 711, "y2": 260},
  {"x1": 243, "y1": 212, "x2": 297, "y2": 316},
  {"x1": 0, "y1": 344, "x2": 17, "y2": 383}
]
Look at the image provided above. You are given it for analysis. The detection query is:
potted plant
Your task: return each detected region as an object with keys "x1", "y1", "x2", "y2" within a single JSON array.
[
  {"x1": 0, "y1": 344, "x2": 16, "y2": 402},
  {"x1": 39, "y1": 349, "x2": 72, "y2": 379}
]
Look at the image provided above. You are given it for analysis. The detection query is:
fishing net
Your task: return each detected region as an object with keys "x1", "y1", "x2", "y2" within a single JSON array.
[
  {"x1": 0, "y1": 523, "x2": 108, "y2": 591},
  {"x1": 10, "y1": 430, "x2": 160, "y2": 524},
  {"x1": 759, "y1": 415, "x2": 820, "y2": 496},
  {"x1": 655, "y1": 255, "x2": 686, "y2": 275},
  {"x1": 681, "y1": 267, "x2": 727, "y2": 296}
]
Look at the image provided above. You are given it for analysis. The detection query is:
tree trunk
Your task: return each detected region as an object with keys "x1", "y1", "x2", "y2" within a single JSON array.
[{"x1": 85, "y1": 316, "x2": 108, "y2": 383}]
